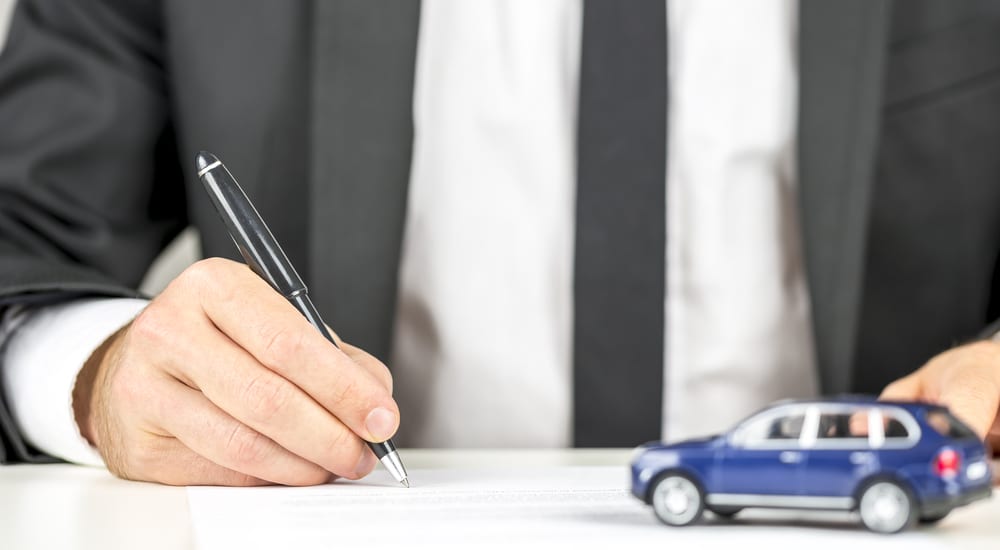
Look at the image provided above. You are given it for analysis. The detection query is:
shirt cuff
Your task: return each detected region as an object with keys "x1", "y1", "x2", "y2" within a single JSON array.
[{"x1": 1, "y1": 298, "x2": 149, "y2": 466}]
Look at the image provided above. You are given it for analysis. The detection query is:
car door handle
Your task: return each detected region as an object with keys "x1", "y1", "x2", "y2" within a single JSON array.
[
  {"x1": 849, "y1": 452, "x2": 874, "y2": 465},
  {"x1": 779, "y1": 451, "x2": 803, "y2": 464}
]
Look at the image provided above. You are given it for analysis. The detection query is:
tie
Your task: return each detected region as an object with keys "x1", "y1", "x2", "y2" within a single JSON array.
[{"x1": 573, "y1": 0, "x2": 668, "y2": 447}]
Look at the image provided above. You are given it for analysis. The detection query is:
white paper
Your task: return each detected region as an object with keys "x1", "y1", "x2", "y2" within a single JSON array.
[{"x1": 188, "y1": 466, "x2": 997, "y2": 550}]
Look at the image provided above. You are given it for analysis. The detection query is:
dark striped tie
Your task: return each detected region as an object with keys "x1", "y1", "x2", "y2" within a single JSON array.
[{"x1": 573, "y1": 0, "x2": 668, "y2": 447}]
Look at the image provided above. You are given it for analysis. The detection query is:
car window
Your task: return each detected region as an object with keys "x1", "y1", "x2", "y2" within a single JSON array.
[
  {"x1": 805, "y1": 407, "x2": 917, "y2": 449},
  {"x1": 812, "y1": 410, "x2": 869, "y2": 448},
  {"x1": 882, "y1": 411, "x2": 911, "y2": 440},
  {"x1": 925, "y1": 410, "x2": 978, "y2": 440},
  {"x1": 732, "y1": 411, "x2": 805, "y2": 448},
  {"x1": 817, "y1": 412, "x2": 866, "y2": 438}
]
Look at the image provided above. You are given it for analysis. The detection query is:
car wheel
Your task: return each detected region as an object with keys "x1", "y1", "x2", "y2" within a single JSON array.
[
  {"x1": 919, "y1": 511, "x2": 950, "y2": 525},
  {"x1": 650, "y1": 473, "x2": 705, "y2": 527},
  {"x1": 858, "y1": 480, "x2": 917, "y2": 534},
  {"x1": 709, "y1": 506, "x2": 742, "y2": 519}
]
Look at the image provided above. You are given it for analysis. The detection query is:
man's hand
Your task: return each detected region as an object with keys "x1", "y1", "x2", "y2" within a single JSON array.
[
  {"x1": 71, "y1": 258, "x2": 399, "y2": 486},
  {"x1": 881, "y1": 340, "x2": 1000, "y2": 453}
]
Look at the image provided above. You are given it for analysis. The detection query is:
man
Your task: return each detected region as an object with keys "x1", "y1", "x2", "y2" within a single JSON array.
[{"x1": 1, "y1": 0, "x2": 999, "y2": 486}]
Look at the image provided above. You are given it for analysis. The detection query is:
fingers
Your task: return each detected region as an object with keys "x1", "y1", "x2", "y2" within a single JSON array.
[
  {"x1": 185, "y1": 259, "x2": 399, "y2": 443},
  {"x1": 879, "y1": 375, "x2": 926, "y2": 402},
  {"x1": 164, "y1": 321, "x2": 371, "y2": 478},
  {"x1": 324, "y1": 323, "x2": 393, "y2": 393},
  {"x1": 882, "y1": 342, "x2": 1000, "y2": 440},
  {"x1": 154, "y1": 376, "x2": 334, "y2": 486},
  {"x1": 93, "y1": 258, "x2": 393, "y2": 486},
  {"x1": 937, "y1": 376, "x2": 1000, "y2": 440},
  {"x1": 340, "y1": 340, "x2": 394, "y2": 394},
  {"x1": 94, "y1": 368, "x2": 273, "y2": 487},
  {"x1": 123, "y1": 434, "x2": 272, "y2": 487},
  {"x1": 929, "y1": 344, "x2": 1000, "y2": 439}
]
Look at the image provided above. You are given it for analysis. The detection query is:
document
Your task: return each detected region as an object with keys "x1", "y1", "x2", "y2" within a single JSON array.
[{"x1": 187, "y1": 466, "x2": 995, "y2": 549}]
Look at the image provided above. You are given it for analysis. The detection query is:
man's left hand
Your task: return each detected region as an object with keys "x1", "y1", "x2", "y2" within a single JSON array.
[{"x1": 881, "y1": 340, "x2": 1000, "y2": 458}]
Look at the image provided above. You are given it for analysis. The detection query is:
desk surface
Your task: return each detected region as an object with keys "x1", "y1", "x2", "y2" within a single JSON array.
[
  {"x1": 2, "y1": 450, "x2": 997, "y2": 550},
  {"x1": 0, "y1": 449, "x2": 628, "y2": 550}
]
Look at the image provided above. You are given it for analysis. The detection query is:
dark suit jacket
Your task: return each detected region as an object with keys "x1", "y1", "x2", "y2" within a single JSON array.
[{"x1": 3, "y1": 0, "x2": 1000, "y2": 462}]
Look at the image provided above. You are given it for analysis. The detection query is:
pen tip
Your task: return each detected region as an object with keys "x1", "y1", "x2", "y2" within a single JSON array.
[{"x1": 401, "y1": 478, "x2": 410, "y2": 489}]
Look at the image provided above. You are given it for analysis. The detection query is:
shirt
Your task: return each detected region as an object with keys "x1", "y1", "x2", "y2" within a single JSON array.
[{"x1": 0, "y1": 0, "x2": 817, "y2": 463}]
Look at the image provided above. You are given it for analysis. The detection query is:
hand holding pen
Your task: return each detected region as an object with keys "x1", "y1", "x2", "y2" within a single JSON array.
[
  {"x1": 71, "y1": 160, "x2": 405, "y2": 487},
  {"x1": 197, "y1": 152, "x2": 408, "y2": 486}
]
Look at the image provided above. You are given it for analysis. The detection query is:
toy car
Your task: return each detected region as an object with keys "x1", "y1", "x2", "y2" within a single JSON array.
[{"x1": 630, "y1": 397, "x2": 992, "y2": 533}]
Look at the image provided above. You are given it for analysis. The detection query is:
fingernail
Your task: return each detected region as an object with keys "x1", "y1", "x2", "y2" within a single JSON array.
[
  {"x1": 353, "y1": 451, "x2": 377, "y2": 478},
  {"x1": 365, "y1": 407, "x2": 397, "y2": 442}
]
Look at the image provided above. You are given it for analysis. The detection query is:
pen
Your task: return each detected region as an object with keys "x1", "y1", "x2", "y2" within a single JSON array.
[{"x1": 195, "y1": 151, "x2": 409, "y2": 488}]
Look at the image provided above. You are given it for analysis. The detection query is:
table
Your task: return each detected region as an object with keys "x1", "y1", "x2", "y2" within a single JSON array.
[
  {"x1": 0, "y1": 449, "x2": 626, "y2": 550},
  {"x1": 1, "y1": 450, "x2": 997, "y2": 549}
]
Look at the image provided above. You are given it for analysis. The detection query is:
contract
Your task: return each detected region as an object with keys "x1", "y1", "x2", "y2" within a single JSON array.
[{"x1": 187, "y1": 466, "x2": 995, "y2": 549}]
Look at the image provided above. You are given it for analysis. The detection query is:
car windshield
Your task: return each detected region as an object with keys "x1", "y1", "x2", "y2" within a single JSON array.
[{"x1": 924, "y1": 409, "x2": 978, "y2": 440}]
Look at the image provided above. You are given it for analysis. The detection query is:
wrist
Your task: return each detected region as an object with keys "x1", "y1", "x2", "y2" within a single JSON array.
[{"x1": 73, "y1": 323, "x2": 129, "y2": 447}]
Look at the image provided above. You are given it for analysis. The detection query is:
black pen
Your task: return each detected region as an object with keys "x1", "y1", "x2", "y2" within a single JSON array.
[{"x1": 195, "y1": 151, "x2": 409, "y2": 488}]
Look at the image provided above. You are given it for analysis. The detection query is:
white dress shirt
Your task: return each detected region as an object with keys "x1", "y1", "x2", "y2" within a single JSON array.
[
  {"x1": 1, "y1": 299, "x2": 147, "y2": 466},
  {"x1": 663, "y1": 0, "x2": 817, "y2": 439},
  {"x1": 1, "y1": 0, "x2": 817, "y2": 462}
]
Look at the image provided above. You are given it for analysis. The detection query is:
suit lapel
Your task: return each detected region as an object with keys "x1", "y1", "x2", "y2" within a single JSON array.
[
  {"x1": 309, "y1": 0, "x2": 421, "y2": 361},
  {"x1": 798, "y1": 0, "x2": 891, "y2": 394}
]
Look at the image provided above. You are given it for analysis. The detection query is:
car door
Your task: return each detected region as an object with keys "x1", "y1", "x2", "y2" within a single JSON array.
[
  {"x1": 714, "y1": 404, "x2": 810, "y2": 497},
  {"x1": 798, "y1": 404, "x2": 878, "y2": 502}
]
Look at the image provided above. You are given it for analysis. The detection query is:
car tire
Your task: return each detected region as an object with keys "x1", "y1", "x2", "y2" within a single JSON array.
[
  {"x1": 918, "y1": 511, "x2": 950, "y2": 525},
  {"x1": 857, "y1": 479, "x2": 918, "y2": 534},
  {"x1": 650, "y1": 473, "x2": 705, "y2": 527},
  {"x1": 709, "y1": 506, "x2": 742, "y2": 519}
]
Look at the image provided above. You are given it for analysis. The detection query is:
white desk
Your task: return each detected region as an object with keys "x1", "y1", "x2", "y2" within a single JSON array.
[
  {"x1": 1, "y1": 450, "x2": 997, "y2": 549},
  {"x1": 0, "y1": 449, "x2": 625, "y2": 550}
]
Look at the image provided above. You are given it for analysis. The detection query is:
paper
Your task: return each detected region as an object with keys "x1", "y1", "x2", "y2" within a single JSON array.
[{"x1": 188, "y1": 466, "x2": 996, "y2": 549}]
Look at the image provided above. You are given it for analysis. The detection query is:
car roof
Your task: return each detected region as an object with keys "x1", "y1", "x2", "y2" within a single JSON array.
[{"x1": 760, "y1": 395, "x2": 944, "y2": 415}]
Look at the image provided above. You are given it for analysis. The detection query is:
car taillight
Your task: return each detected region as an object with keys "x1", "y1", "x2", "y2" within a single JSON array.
[{"x1": 933, "y1": 448, "x2": 961, "y2": 479}]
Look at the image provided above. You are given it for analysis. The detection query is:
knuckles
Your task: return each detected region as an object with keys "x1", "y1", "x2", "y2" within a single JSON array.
[
  {"x1": 172, "y1": 257, "x2": 242, "y2": 304},
  {"x1": 322, "y1": 427, "x2": 363, "y2": 475},
  {"x1": 329, "y1": 376, "x2": 361, "y2": 409},
  {"x1": 127, "y1": 304, "x2": 173, "y2": 348},
  {"x1": 259, "y1": 326, "x2": 309, "y2": 372},
  {"x1": 241, "y1": 373, "x2": 294, "y2": 424},
  {"x1": 223, "y1": 423, "x2": 270, "y2": 470},
  {"x1": 180, "y1": 257, "x2": 238, "y2": 287}
]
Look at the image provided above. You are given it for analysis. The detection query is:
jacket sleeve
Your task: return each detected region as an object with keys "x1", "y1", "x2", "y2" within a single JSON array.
[{"x1": 0, "y1": 0, "x2": 187, "y2": 463}]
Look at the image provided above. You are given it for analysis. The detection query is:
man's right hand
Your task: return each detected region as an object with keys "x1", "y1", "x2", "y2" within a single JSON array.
[{"x1": 71, "y1": 258, "x2": 399, "y2": 486}]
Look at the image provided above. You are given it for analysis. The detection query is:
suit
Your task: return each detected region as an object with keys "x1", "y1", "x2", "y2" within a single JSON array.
[{"x1": 2, "y1": 0, "x2": 1000, "y2": 462}]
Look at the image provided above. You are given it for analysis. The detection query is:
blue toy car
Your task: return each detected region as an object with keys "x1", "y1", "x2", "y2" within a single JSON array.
[{"x1": 630, "y1": 397, "x2": 992, "y2": 533}]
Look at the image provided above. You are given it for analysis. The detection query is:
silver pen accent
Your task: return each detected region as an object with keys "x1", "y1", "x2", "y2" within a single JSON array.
[
  {"x1": 379, "y1": 450, "x2": 410, "y2": 488},
  {"x1": 371, "y1": 438, "x2": 409, "y2": 487}
]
